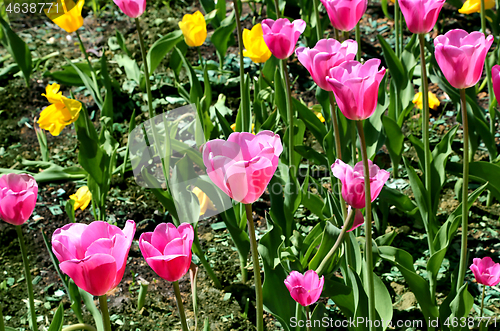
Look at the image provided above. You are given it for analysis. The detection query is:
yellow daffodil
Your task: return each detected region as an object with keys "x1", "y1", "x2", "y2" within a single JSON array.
[
  {"x1": 178, "y1": 11, "x2": 207, "y2": 47},
  {"x1": 412, "y1": 92, "x2": 440, "y2": 110},
  {"x1": 231, "y1": 123, "x2": 256, "y2": 134},
  {"x1": 243, "y1": 24, "x2": 272, "y2": 64},
  {"x1": 45, "y1": 0, "x2": 84, "y2": 33},
  {"x1": 38, "y1": 83, "x2": 82, "y2": 136},
  {"x1": 70, "y1": 186, "x2": 92, "y2": 211},
  {"x1": 192, "y1": 187, "x2": 216, "y2": 215},
  {"x1": 459, "y1": 0, "x2": 495, "y2": 14}
]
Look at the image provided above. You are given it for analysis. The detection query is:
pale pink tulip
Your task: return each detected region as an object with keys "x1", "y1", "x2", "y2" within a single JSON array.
[
  {"x1": 139, "y1": 223, "x2": 194, "y2": 282},
  {"x1": 434, "y1": 29, "x2": 494, "y2": 89},
  {"x1": 261, "y1": 18, "x2": 306, "y2": 60},
  {"x1": 326, "y1": 59, "x2": 386, "y2": 120},
  {"x1": 491, "y1": 65, "x2": 500, "y2": 102},
  {"x1": 470, "y1": 257, "x2": 500, "y2": 287},
  {"x1": 284, "y1": 270, "x2": 324, "y2": 306},
  {"x1": 52, "y1": 220, "x2": 136, "y2": 296},
  {"x1": 296, "y1": 39, "x2": 358, "y2": 91},
  {"x1": 0, "y1": 173, "x2": 38, "y2": 226},
  {"x1": 320, "y1": 0, "x2": 367, "y2": 32},
  {"x1": 113, "y1": 0, "x2": 146, "y2": 18},
  {"x1": 399, "y1": 0, "x2": 445, "y2": 34},
  {"x1": 202, "y1": 131, "x2": 283, "y2": 204},
  {"x1": 331, "y1": 159, "x2": 390, "y2": 209}
]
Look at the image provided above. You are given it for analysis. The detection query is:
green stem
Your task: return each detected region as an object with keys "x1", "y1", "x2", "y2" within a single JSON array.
[
  {"x1": 234, "y1": 1, "x2": 250, "y2": 133},
  {"x1": 273, "y1": 0, "x2": 280, "y2": 17},
  {"x1": 192, "y1": 228, "x2": 222, "y2": 289},
  {"x1": 282, "y1": 59, "x2": 295, "y2": 169},
  {"x1": 305, "y1": 305, "x2": 312, "y2": 331},
  {"x1": 173, "y1": 281, "x2": 189, "y2": 331},
  {"x1": 245, "y1": 204, "x2": 263, "y2": 331},
  {"x1": 395, "y1": 0, "x2": 400, "y2": 58},
  {"x1": 0, "y1": 302, "x2": 5, "y2": 331},
  {"x1": 457, "y1": 88, "x2": 470, "y2": 293},
  {"x1": 135, "y1": 18, "x2": 155, "y2": 120},
  {"x1": 419, "y1": 33, "x2": 436, "y2": 301},
  {"x1": 355, "y1": 121, "x2": 375, "y2": 331},
  {"x1": 355, "y1": 22, "x2": 361, "y2": 61},
  {"x1": 334, "y1": 28, "x2": 340, "y2": 42},
  {"x1": 315, "y1": 208, "x2": 353, "y2": 275},
  {"x1": 16, "y1": 226, "x2": 37, "y2": 331},
  {"x1": 62, "y1": 324, "x2": 98, "y2": 331},
  {"x1": 313, "y1": 0, "x2": 322, "y2": 41},
  {"x1": 239, "y1": 254, "x2": 248, "y2": 283},
  {"x1": 350, "y1": 121, "x2": 357, "y2": 163},
  {"x1": 98, "y1": 296, "x2": 111, "y2": 331},
  {"x1": 75, "y1": 30, "x2": 100, "y2": 103},
  {"x1": 480, "y1": 285, "x2": 486, "y2": 318},
  {"x1": 295, "y1": 302, "x2": 301, "y2": 331}
]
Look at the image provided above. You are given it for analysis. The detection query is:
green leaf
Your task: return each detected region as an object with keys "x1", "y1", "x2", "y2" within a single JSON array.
[
  {"x1": 449, "y1": 284, "x2": 474, "y2": 330},
  {"x1": 373, "y1": 272, "x2": 393, "y2": 330},
  {"x1": 322, "y1": 275, "x2": 356, "y2": 319},
  {"x1": 67, "y1": 61, "x2": 102, "y2": 109},
  {"x1": 293, "y1": 98, "x2": 327, "y2": 145},
  {"x1": 115, "y1": 29, "x2": 131, "y2": 56},
  {"x1": 294, "y1": 145, "x2": 329, "y2": 168},
  {"x1": 43, "y1": 62, "x2": 99, "y2": 87},
  {"x1": 211, "y1": 11, "x2": 236, "y2": 66},
  {"x1": 311, "y1": 302, "x2": 326, "y2": 331},
  {"x1": 65, "y1": 199, "x2": 76, "y2": 223},
  {"x1": 80, "y1": 289, "x2": 104, "y2": 331},
  {"x1": 147, "y1": 30, "x2": 183, "y2": 74},
  {"x1": 447, "y1": 161, "x2": 500, "y2": 201},
  {"x1": 0, "y1": 16, "x2": 31, "y2": 86},
  {"x1": 382, "y1": 115, "x2": 404, "y2": 173},
  {"x1": 274, "y1": 66, "x2": 287, "y2": 122},
  {"x1": 47, "y1": 304, "x2": 64, "y2": 331},
  {"x1": 308, "y1": 222, "x2": 342, "y2": 274},
  {"x1": 175, "y1": 47, "x2": 203, "y2": 104}
]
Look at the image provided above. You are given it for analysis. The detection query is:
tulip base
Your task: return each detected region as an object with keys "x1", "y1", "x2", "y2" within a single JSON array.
[
  {"x1": 245, "y1": 204, "x2": 263, "y2": 331},
  {"x1": 16, "y1": 226, "x2": 37, "y2": 331},
  {"x1": 173, "y1": 281, "x2": 189, "y2": 331},
  {"x1": 98, "y1": 295, "x2": 111, "y2": 331}
]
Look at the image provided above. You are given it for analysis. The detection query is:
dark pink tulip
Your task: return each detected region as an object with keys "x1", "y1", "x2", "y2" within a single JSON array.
[
  {"x1": 346, "y1": 206, "x2": 364, "y2": 232},
  {"x1": 52, "y1": 220, "x2": 136, "y2": 296},
  {"x1": 261, "y1": 18, "x2": 306, "y2": 60},
  {"x1": 0, "y1": 173, "x2": 38, "y2": 226},
  {"x1": 139, "y1": 223, "x2": 194, "y2": 282},
  {"x1": 202, "y1": 131, "x2": 283, "y2": 204},
  {"x1": 331, "y1": 159, "x2": 390, "y2": 209},
  {"x1": 113, "y1": 0, "x2": 146, "y2": 18},
  {"x1": 320, "y1": 0, "x2": 367, "y2": 32},
  {"x1": 284, "y1": 270, "x2": 324, "y2": 306},
  {"x1": 434, "y1": 29, "x2": 494, "y2": 89},
  {"x1": 326, "y1": 59, "x2": 386, "y2": 120},
  {"x1": 399, "y1": 0, "x2": 445, "y2": 34},
  {"x1": 470, "y1": 257, "x2": 500, "y2": 286},
  {"x1": 492, "y1": 65, "x2": 500, "y2": 102},
  {"x1": 296, "y1": 39, "x2": 358, "y2": 91}
]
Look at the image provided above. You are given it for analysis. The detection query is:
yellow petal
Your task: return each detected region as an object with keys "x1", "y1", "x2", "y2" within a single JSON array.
[
  {"x1": 231, "y1": 123, "x2": 236, "y2": 131},
  {"x1": 45, "y1": 0, "x2": 84, "y2": 33},
  {"x1": 38, "y1": 97, "x2": 82, "y2": 136},
  {"x1": 316, "y1": 112, "x2": 325, "y2": 123},
  {"x1": 412, "y1": 92, "x2": 440, "y2": 110},
  {"x1": 42, "y1": 83, "x2": 63, "y2": 104},
  {"x1": 70, "y1": 185, "x2": 92, "y2": 210},
  {"x1": 193, "y1": 187, "x2": 216, "y2": 215},
  {"x1": 242, "y1": 23, "x2": 271, "y2": 64},
  {"x1": 179, "y1": 11, "x2": 207, "y2": 47},
  {"x1": 459, "y1": 0, "x2": 495, "y2": 14}
]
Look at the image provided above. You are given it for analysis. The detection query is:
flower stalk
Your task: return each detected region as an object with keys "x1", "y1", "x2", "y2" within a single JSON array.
[
  {"x1": 16, "y1": 226, "x2": 37, "y2": 331},
  {"x1": 282, "y1": 59, "x2": 295, "y2": 169},
  {"x1": 75, "y1": 30, "x2": 100, "y2": 103},
  {"x1": 245, "y1": 204, "x2": 263, "y2": 331},
  {"x1": 173, "y1": 281, "x2": 189, "y2": 331},
  {"x1": 98, "y1": 295, "x2": 111, "y2": 331}
]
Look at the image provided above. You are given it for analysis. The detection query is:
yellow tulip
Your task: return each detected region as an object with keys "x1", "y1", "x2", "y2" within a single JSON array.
[
  {"x1": 45, "y1": 0, "x2": 84, "y2": 33},
  {"x1": 243, "y1": 24, "x2": 272, "y2": 64},
  {"x1": 192, "y1": 187, "x2": 216, "y2": 215},
  {"x1": 38, "y1": 83, "x2": 82, "y2": 136},
  {"x1": 412, "y1": 92, "x2": 440, "y2": 110},
  {"x1": 459, "y1": 0, "x2": 495, "y2": 14},
  {"x1": 70, "y1": 186, "x2": 92, "y2": 211},
  {"x1": 179, "y1": 11, "x2": 207, "y2": 47}
]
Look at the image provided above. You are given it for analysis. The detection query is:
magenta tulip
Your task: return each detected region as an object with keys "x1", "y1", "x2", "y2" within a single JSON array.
[
  {"x1": 470, "y1": 257, "x2": 500, "y2": 287},
  {"x1": 52, "y1": 220, "x2": 136, "y2": 296},
  {"x1": 492, "y1": 65, "x2": 500, "y2": 102},
  {"x1": 113, "y1": 0, "x2": 146, "y2": 18},
  {"x1": 139, "y1": 223, "x2": 194, "y2": 282},
  {"x1": 326, "y1": 59, "x2": 386, "y2": 120},
  {"x1": 0, "y1": 173, "x2": 38, "y2": 226},
  {"x1": 296, "y1": 39, "x2": 358, "y2": 91},
  {"x1": 202, "y1": 131, "x2": 283, "y2": 204},
  {"x1": 331, "y1": 159, "x2": 390, "y2": 209},
  {"x1": 284, "y1": 270, "x2": 324, "y2": 307},
  {"x1": 261, "y1": 18, "x2": 306, "y2": 60},
  {"x1": 399, "y1": 0, "x2": 445, "y2": 34},
  {"x1": 320, "y1": 0, "x2": 367, "y2": 32},
  {"x1": 434, "y1": 29, "x2": 494, "y2": 89}
]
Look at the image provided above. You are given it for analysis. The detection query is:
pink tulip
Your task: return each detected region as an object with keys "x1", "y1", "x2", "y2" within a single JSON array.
[
  {"x1": 491, "y1": 65, "x2": 500, "y2": 102},
  {"x1": 113, "y1": 0, "x2": 146, "y2": 18},
  {"x1": 434, "y1": 29, "x2": 494, "y2": 89},
  {"x1": 0, "y1": 173, "x2": 38, "y2": 226},
  {"x1": 399, "y1": 0, "x2": 445, "y2": 34},
  {"x1": 202, "y1": 131, "x2": 283, "y2": 204},
  {"x1": 296, "y1": 39, "x2": 358, "y2": 91},
  {"x1": 261, "y1": 18, "x2": 306, "y2": 60},
  {"x1": 320, "y1": 0, "x2": 367, "y2": 32},
  {"x1": 470, "y1": 257, "x2": 500, "y2": 287},
  {"x1": 326, "y1": 59, "x2": 386, "y2": 120},
  {"x1": 284, "y1": 270, "x2": 324, "y2": 306},
  {"x1": 139, "y1": 223, "x2": 194, "y2": 282},
  {"x1": 346, "y1": 206, "x2": 364, "y2": 232},
  {"x1": 331, "y1": 159, "x2": 390, "y2": 209},
  {"x1": 52, "y1": 220, "x2": 136, "y2": 296}
]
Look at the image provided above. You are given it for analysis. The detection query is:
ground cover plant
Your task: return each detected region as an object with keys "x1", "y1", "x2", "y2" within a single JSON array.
[{"x1": 0, "y1": 0, "x2": 500, "y2": 330}]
